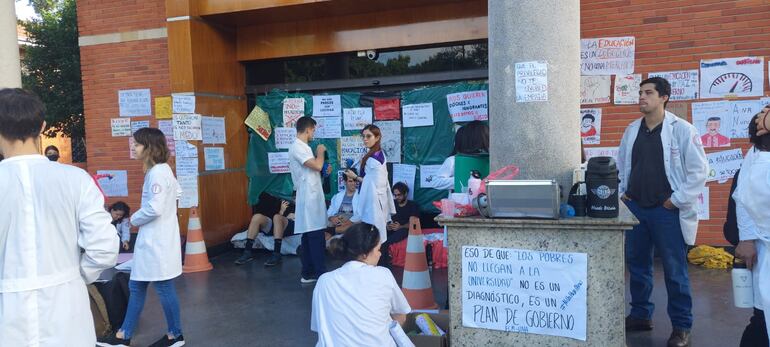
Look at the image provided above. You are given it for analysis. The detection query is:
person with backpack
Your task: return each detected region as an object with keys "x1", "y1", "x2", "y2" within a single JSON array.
[{"x1": 97, "y1": 128, "x2": 185, "y2": 347}]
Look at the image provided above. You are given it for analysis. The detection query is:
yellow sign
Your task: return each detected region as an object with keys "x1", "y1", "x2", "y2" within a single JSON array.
[
  {"x1": 244, "y1": 105, "x2": 272, "y2": 141},
  {"x1": 155, "y1": 96, "x2": 172, "y2": 119}
]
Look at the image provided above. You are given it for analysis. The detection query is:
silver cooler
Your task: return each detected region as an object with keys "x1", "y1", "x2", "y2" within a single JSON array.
[{"x1": 481, "y1": 180, "x2": 560, "y2": 219}]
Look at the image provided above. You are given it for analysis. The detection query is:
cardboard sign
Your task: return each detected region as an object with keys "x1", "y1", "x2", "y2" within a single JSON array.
[{"x1": 462, "y1": 246, "x2": 588, "y2": 341}]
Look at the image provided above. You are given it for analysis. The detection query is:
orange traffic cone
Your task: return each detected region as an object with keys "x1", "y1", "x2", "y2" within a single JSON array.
[
  {"x1": 401, "y1": 216, "x2": 438, "y2": 309},
  {"x1": 183, "y1": 207, "x2": 213, "y2": 273}
]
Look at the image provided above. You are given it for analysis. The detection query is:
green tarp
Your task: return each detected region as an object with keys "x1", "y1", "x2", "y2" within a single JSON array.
[{"x1": 246, "y1": 81, "x2": 488, "y2": 212}]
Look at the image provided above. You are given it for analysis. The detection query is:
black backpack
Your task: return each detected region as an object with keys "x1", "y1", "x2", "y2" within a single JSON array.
[{"x1": 93, "y1": 271, "x2": 131, "y2": 335}]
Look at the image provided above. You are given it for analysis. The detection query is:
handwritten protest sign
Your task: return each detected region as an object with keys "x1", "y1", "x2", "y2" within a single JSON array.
[
  {"x1": 158, "y1": 120, "x2": 175, "y2": 155},
  {"x1": 312, "y1": 95, "x2": 341, "y2": 117},
  {"x1": 111, "y1": 118, "x2": 131, "y2": 137},
  {"x1": 96, "y1": 170, "x2": 128, "y2": 197},
  {"x1": 706, "y1": 148, "x2": 743, "y2": 183},
  {"x1": 315, "y1": 116, "x2": 341, "y2": 138},
  {"x1": 155, "y1": 96, "x2": 173, "y2": 119},
  {"x1": 178, "y1": 175, "x2": 198, "y2": 208},
  {"x1": 131, "y1": 120, "x2": 149, "y2": 134},
  {"x1": 283, "y1": 98, "x2": 305, "y2": 128},
  {"x1": 204, "y1": 147, "x2": 225, "y2": 171},
  {"x1": 202, "y1": 116, "x2": 226, "y2": 144},
  {"x1": 462, "y1": 246, "x2": 588, "y2": 341},
  {"x1": 729, "y1": 100, "x2": 762, "y2": 139},
  {"x1": 119, "y1": 89, "x2": 151, "y2": 117},
  {"x1": 244, "y1": 105, "x2": 272, "y2": 141},
  {"x1": 175, "y1": 156, "x2": 199, "y2": 177},
  {"x1": 340, "y1": 135, "x2": 366, "y2": 167},
  {"x1": 613, "y1": 74, "x2": 641, "y2": 105},
  {"x1": 700, "y1": 57, "x2": 764, "y2": 98},
  {"x1": 515, "y1": 61, "x2": 548, "y2": 103},
  {"x1": 268, "y1": 152, "x2": 290, "y2": 174},
  {"x1": 648, "y1": 70, "x2": 699, "y2": 101},
  {"x1": 447, "y1": 90, "x2": 489, "y2": 121},
  {"x1": 173, "y1": 114, "x2": 202, "y2": 141},
  {"x1": 580, "y1": 76, "x2": 611, "y2": 105},
  {"x1": 274, "y1": 127, "x2": 296, "y2": 150},
  {"x1": 580, "y1": 36, "x2": 635, "y2": 75},
  {"x1": 402, "y1": 103, "x2": 433, "y2": 128},
  {"x1": 419, "y1": 165, "x2": 442, "y2": 189},
  {"x1": 392, "y1": 164, "x2": 416, "y2": 200},
  {"x1": 172, "y1": 95, "x2": 195, "y2": 114},
  {"x1": 343, "y1": 108, "x2": 373, "y2": 130}
]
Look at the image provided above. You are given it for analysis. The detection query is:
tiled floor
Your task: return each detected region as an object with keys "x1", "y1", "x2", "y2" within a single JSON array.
[{"x1": 119, "y1": 249, "x2": 753, "y2": 346}]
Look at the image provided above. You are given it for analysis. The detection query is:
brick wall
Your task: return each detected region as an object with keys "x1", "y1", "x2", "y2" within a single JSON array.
[
  {"x1": 581, "y1": 0, "x2": 770, "y2": 245},
  {"x1": 76, "y1": 0, "x2": 167, "y2": 36},
  {"x1": 77, "y1": 0, "x2": 168, "y2": 213}
]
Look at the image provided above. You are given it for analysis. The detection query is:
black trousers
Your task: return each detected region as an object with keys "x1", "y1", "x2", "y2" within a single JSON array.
[
  {"x1": 379, "y1": 227, "x2": 410, "y2": 267},
  {"x1": 741, "y1": 309, "x2": 768, "y2": 347}
]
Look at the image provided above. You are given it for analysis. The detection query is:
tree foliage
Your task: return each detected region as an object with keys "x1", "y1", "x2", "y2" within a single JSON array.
[{"x1": 19, "y1": 0, "x2": 84, "y2": 139}]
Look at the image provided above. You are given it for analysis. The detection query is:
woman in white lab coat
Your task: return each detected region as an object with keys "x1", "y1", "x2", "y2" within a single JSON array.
[
  {"x1": 311, "y1": 223, "x2": 412, "y2": 346},
  {"x1": 734, "y1": 110, "x2": 770, "y2": 340},
  {"x1": 346, "y1": 124, "x2": 396, "y2": 244},
  {"x1": 98, "y1": 128, "x2": 185, "y2": 347}
]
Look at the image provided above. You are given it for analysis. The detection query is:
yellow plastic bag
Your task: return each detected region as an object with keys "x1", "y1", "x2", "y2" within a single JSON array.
[{"x1": 687, "y1": 245, "x2": 734, "y2": 269}]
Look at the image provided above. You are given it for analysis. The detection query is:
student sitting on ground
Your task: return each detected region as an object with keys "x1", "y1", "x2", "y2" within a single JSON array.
[
  {"x1": 264, "y1": 199, "x2": 296, "y2": 266},
  {"x1": 234, "y1": 211, "x2": 273, "y2": 265},
  {"x1": 312, "y1": 223, "x2": 411, "y2": 346},
  {"x1": 326, "y1": 171, "x2": 360, "y2": 239},
  {"x1": 380, "y1": 182, "x2": 420, "y2": 266},
  {"x1": 109, "y1": 201, "x2": 132, "y2": 251}
]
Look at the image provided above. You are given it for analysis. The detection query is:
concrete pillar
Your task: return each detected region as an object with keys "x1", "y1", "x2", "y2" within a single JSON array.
[
  {"x1": 0, "y1": 0, "x2": 22, "y2": 88},
  {"x1": 488, "y1": 0, "x2": 581, "y2": 191}
]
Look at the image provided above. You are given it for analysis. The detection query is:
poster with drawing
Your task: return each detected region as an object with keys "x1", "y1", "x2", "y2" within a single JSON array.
[
  {"x1": 700, "y1": 57, "x2": 764, "y2": 98},
  {"x1": 613, "y1": 74, "x2": 641, "y2": 105},
  {"x1": 282, "y1": 98, "x2": 305, "y2": 128},
  {"x1": 648, "y1": 70, "x2": 699, "y2": 101},
  {"x1": 691, "y1": 101, "x2": 731, "y2": 148},
  {"x1": 580, "y1": 76, "x2": 611, "y2": 105},
  {"x1": 373, "y1": 120, "x2": 401, "y2": 163},
  {"x1": 580, "y1": 108, "x2": 602, "y2": 145}
]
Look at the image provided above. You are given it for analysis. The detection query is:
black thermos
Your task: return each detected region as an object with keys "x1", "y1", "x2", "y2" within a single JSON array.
[{"x1": 586, "y1": 156, "x2": 619, "y2": 218}]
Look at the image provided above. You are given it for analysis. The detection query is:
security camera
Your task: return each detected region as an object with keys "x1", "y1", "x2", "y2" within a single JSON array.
[{"x1": 366, "y1": 50, "x2": 378, "y2": 60}]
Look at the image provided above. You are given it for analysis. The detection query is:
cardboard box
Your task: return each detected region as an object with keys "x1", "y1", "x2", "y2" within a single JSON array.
[{"x1": 403, "y1": 311, "x2": 450, "y2": 347}]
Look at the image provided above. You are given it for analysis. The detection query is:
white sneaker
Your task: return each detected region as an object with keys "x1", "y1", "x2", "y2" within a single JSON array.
[{"x1": 300, "y1": 277, "x2": 317, "y2": 284}]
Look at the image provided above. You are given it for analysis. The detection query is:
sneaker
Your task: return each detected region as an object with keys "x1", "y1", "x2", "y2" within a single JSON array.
[
  {"x1": 264, "y1": 253, "x2": 282, "y2": 267},
  {"x1": 300, "y1": 276, "x2": 318, "y2": 284},
  {"x1": 234, "y1": 252, "x2": 254, "y2": 265},
  {"x1": 96, "y1": 332, "x2": 131, "y2": 347},
  {"x1": 149, "y1": 335, "x2": 185, "y2": 347}
]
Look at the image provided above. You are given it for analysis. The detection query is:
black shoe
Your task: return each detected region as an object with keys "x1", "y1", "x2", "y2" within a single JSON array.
[
  {"x1": 96, "y1": 332, "x2": 131, "y2": 347},
  {"x1": 625, "y1": 315, "x2": 653, "y2": 331},
  {"x1": 234, "y1": 251, "x2": 254, "y2": 265},
  {"x1": 149, "y1": 334, "x2": 185, "y2": 347},
  {"x1": 667, "y1": 329, "x2": 691, "y2": 347},
  {"x1": 264, "y1": 253, "x2": 282, "y2": 266}
]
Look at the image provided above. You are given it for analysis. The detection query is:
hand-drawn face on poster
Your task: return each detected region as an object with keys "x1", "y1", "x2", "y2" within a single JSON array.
[{"x1": 579, "y1": 108, "x2": 601, "y2": 145}]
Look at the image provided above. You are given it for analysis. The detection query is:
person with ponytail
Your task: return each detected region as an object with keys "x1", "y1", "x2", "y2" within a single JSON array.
[
  {"x1": 345, "y1": 124, "x2": 396, "y2": 245},
  {"x1": 311, "y1": 223, "x2": 411, "y2": 346}
]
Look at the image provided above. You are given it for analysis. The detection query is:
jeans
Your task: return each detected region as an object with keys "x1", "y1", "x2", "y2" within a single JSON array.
[
  {"x1": 300, "y1": 229, "x2": 327, "y2": 279},
  {"x1": 625, "y1": 199, "x2": 693, "y2": 330},
  {"x1": 120, "y1": 279, "x2": 183, "y2": 338}
]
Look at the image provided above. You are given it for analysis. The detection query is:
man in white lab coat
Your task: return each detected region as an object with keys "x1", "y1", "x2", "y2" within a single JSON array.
[
  {"x1": 0, "y1": 89, "x2": 119, "y2": 346},
  {"x1": 289, "y1": 116, "x2": 331, "y2": 284},
  {"x1": 618, "y1": 77, "x2": 707, "y2": 347}
]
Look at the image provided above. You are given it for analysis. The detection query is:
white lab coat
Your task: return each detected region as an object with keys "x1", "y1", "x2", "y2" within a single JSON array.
[
  {"x1": 733, "y1": 146, "x2": 770, "y2": 337},
  {"x1": 311, "y1": 261, "x2": 412, "y2": 347},
  {"x1": 289, "y1": 139, "x2": 327, "y2": 233},
  {"x1": 116, "y1": 219, "x2": 131, "y2": 243},
  {"x1": 0, "y1": 155, "x2": 119, "y2": 346},
  {"x1": 130, "y1": 163, "x2": 183, "y2": 282},
  {"x1": 351, "y1": 152, "x2": 396, "y2": 243},
  {"x1": 327, "y1": 190, "x2": 359, "y2": 218},
  {"x1": 433, "y1": 155, "x2": 455, "y2": 191},
  {"x1": 617, "y1": 112, "x2": 708, "y2": 245}
]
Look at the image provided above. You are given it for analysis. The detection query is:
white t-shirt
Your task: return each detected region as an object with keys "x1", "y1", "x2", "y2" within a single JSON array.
[
  {"x1": 288, "y1": 138, "x2": 327, "y2": 233},
  {"x1": 311, "y1": 261, "x2": 412, "y2": 347}
]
